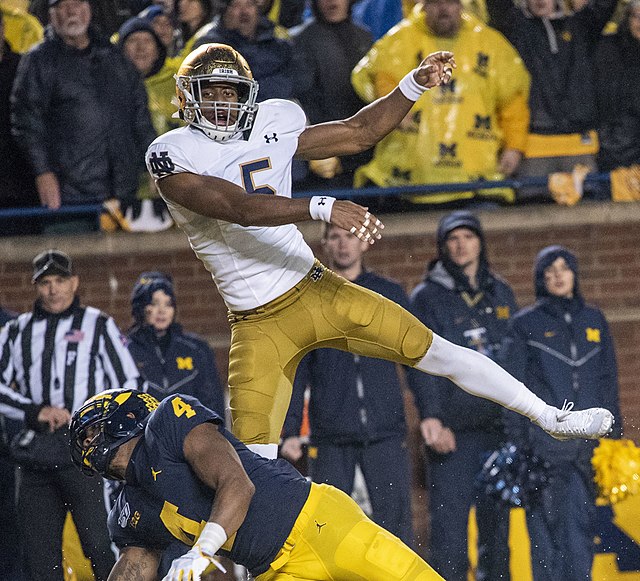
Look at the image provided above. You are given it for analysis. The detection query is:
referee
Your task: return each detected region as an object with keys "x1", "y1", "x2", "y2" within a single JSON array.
[{"x1": 0, "y1": 249, "x2": 144, "y2": 581}]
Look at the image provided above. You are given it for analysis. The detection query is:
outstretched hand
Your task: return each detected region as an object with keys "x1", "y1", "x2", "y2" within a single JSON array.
[
  {"x1": 330, "y1": 201, "x2": 384, "y2": 244},
  {"x1": 414, "y1": 51, "x2": 456, "y2": 89}
]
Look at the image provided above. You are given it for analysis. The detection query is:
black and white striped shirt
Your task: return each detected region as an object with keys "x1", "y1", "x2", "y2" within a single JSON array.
[{"x1": 0, "y1": 299, "x2": 143, "y2": 421}]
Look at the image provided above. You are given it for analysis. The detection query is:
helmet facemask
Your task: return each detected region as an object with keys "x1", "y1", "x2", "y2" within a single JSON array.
[
  {"x1": 70, "y1": 389, "x2": 159, "y2": 479},
  {"x1": 176, "y1": 70, "x2": 258, "y2": 141},
  {"x1": 174, "y1": 43, "x2": 260, "y2": 142}
]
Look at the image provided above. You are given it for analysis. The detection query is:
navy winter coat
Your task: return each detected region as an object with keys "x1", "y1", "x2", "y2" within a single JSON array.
[
  {"x1": 127, "y1": 324, "x2": 225, "y2": 418},
  {"x1": 410, "y1": 261, "x2": 518, "y2": 432},
  {"x1": 500, "y1": 296, "x2": 622, "y2": 463}
]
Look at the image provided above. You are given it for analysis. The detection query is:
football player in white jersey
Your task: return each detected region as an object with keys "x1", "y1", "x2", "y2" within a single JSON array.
[{"x1": 146, "y1": 43, "x2": 613, "y2": 460}]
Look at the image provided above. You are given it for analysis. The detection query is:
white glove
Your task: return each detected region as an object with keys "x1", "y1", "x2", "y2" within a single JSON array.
[{"x1": 162, "y1": 546, "x2": 226, "y2": 581}]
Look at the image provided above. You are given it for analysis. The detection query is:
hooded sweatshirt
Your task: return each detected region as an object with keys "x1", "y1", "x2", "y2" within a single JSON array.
[
  {"x1": 410, "y1": 211, "x2": 518, "y2": 431},
  {"x1": 500, "y1": 245, "x2": 622, "y2": 464}
]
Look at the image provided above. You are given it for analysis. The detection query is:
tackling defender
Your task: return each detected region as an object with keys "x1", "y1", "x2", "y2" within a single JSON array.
[
  {"x1": 70, "y1": 389, "x2": 447, "y2": 580},
  {"x1": 145, "y1": 43, "x2": 613, "y2": 459}
]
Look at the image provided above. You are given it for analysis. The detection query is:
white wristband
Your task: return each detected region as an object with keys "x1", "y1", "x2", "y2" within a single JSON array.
[
  {"x1": 398, "y1": 69, "x2": 429, "y2": 101},
  {"x1": 309, "y1": 196, "x2": 335, "y2": 222},
  {"x1": 195, "y1": 522, "x2": 227, "y2": 557}
]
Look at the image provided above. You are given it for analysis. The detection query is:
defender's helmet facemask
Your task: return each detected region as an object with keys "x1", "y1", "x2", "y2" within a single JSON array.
[
  {"x1": 174, "y1": 43, "x2": 259, "y2": 141},
  {"x1": 70, "y1": 389, "x2": 159, "y2": 479}
]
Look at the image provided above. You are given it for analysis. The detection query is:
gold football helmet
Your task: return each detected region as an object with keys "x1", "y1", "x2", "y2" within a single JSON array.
[{"x1": 174, "y1": 43, "x2": 259, "y2": 141}]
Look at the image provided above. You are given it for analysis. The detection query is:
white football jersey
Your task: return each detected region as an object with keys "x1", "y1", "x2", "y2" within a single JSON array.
[{"x1": 146, "y1": 99, "x2": 315, "y2": 311}]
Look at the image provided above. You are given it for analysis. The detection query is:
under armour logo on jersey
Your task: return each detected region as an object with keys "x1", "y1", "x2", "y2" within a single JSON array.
[
  {"x1": 264, "y1": 133, "x2": 278, "y2": 143},
  {"x1": 148, "y1": 151, "x2": 176, "y2": 177},
  {"x1": 310, "y1": 266, "x2": 324, "y2": 282}
]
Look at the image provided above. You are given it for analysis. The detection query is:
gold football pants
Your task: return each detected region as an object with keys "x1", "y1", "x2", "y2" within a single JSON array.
[
  {"x1": 227, "y1": 261, "x2": 432, "y2": 444},
  {"x1": 256, "y1": 483, "x2": 444, "y2": 581}
]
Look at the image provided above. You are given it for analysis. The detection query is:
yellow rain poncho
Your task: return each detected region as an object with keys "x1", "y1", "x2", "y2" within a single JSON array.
[{"x1": 351, "y1": 6, "x2": 530, "y2": 203}]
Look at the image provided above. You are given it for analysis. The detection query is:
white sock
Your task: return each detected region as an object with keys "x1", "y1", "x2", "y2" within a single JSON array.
[
  {"x1": 415, "y1": 334, "x2": 553, "y2": 422},
  {"x1": 246, "y1": 443, "x2": 278, "y2": 459}
]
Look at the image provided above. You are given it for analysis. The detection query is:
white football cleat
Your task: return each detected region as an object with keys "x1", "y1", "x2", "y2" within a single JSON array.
[{"x1": 541, "y1": 401, "x2": 614, "y2": 441}]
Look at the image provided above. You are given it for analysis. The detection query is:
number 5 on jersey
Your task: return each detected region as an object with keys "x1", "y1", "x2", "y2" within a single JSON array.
[{"x1": 240, "y1": 158, "x2": 276, "y2": 195}]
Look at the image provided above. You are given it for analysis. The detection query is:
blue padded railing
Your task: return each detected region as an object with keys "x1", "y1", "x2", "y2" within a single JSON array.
[{"x1": 0, "y1": 173, "x2": 611, "y2": 219}]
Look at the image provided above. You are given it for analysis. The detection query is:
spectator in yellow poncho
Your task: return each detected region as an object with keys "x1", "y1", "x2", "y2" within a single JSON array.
[
  {"x1": 351, "y1": 0, "x2": 530, "y2": 204},
  {"x1": 0, "y1": 1, "x2": 42, "y2": 53}
]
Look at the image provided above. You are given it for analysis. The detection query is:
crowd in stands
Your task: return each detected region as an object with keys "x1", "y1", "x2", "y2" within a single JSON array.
[{"x1": 0, "y1": 0, "x2": 639, "y2": 236}]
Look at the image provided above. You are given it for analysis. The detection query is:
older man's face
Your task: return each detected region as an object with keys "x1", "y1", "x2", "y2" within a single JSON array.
[
  {"x1": 50, "y1": 0, "x2": 91, "y2": 43},
  {"x1": 423, "y1": 0, "x2": 462, "y2": 37}
]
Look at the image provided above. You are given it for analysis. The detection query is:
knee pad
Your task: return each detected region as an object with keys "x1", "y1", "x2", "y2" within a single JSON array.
[
  {"x1": 333, "y1": 284, "x2": 380, "y2": 327},
  {"x1": 335, "y1": 521, "x2": 419, "y2": 580},
  {"x1": 365, "y1": 529, "x2": 417, "y2": 579},
  {"x1": 401, "y1": 323, "x2": 432, "y2": 362}
]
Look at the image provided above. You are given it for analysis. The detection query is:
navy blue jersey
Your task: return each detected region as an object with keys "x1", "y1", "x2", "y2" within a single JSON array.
[{"x1": 108, "y1": 394, "x2": 310, "y2": 576}]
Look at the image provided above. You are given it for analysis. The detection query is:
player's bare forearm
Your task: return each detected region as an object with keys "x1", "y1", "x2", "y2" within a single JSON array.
[
  {"x1": 108, "y1": 547, "x2": 160, "y2": 581},
  {"x1": 184, "y1": 423, "x2": 255, "y2": 538},
  {"x1": 157, "y1": 172, "x2": 384, "y2": 241},
  {"x1": 296, "y1": 88, "x2": 417, "y2": 160},
  {"x1": 296, "y1": 51, "x2": 455, "y2": 160},
  {"x1": 158, "y1": 172, "x2": 314, "y2": 226}
]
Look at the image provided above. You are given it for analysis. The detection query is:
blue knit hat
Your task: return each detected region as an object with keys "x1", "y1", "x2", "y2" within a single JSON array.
[
  {"x1": 534, "y1": 245, "x2": 580, "y2": 299},
  {"x1": 131, "y1": 271, "x2": 176, "y2": 323}
]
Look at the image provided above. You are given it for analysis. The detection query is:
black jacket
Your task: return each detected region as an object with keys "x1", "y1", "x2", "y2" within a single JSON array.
[
  {"x1": 488, "y1": 0, "x2": 617, "y2": 135},
  {"x1": 594, "y1": 30, "x2": 640, "y2": 170},
  {"x1": 127, "y1": 324, "x2": 226, "y2": 419},
  {"x1": 0, "y1": 40, "x2": 37, "y2": 208},
  {"x1": 195, "y1": 17, "x2": 301, "y2": 102},
  {"x1": 11, "y1": 26, "x2": 156, "y2": 204},
  {"x1": 410, "y1": 261, "x2": 518, "y2": 433},
  {"x1": 292, "y1": 18, "x2": 372, "y2": 125},
  {"x1": 283, "y1": 270, "x2": 422, "y2": 445}
]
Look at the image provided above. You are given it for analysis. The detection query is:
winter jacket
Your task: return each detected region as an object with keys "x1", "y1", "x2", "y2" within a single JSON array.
[
  {"x1": 0, "y1": 40, "x2": 37, "y2": 208},
  {"x1": 11, "y1": 26, "x2": 156, "y2": 205},
  {"x1": 594, "y1": 29, "x2": 640, "y2": 171},
  {"x1": 283, "y1": 270, "x2": 421, "y2": 445},
  {"x1": 487, "y1": 0, "x2": 617, "y2": 136},
  {"x1": 127, "y1": 323, "x2": 225, "y2": 419},
  {"x1": 410, "y1": 261, "x2": 518, "y2": 432},
  {"x1": 499, "y1": 246, "x2": 622, "y2": 466},
  {"x1": 351, "y1": 7, "x2": 530, "y2": 202},
  {"x1": 194, "y1": 17, "x2": 302, "y2": 101},
  {"x1": 292, "y1": 18, "x2": 372, "y2": 125},
  {"x1": 291, "y1": 18, "x2": 373, "y2": 180}
]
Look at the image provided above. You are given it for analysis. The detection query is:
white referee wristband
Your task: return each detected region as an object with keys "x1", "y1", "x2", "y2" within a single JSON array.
[
  {"x1": 309, "y1": 196, "x2": 336, "y2": 223},
  {"x1": 398, "y1": 69, "x2": 429, "y2": 102},
  {"x1": 195, "y1": 522, "x2": 227, "y2": 557}
]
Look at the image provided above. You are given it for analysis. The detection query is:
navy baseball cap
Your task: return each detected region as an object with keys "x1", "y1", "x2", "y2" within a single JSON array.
[{"x1": 32, "y1": 249, "x2": 74, "y2": 282}]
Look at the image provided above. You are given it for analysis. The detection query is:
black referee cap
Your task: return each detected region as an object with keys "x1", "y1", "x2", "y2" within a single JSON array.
[{"x1": 32, "y1": 249, "x2": 74, "y2": 282}]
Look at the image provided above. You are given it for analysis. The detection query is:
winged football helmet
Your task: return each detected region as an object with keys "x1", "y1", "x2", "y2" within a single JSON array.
[
  {"x1": 70, "y1": 389, "x2": 159, "y2": 478},
  {"x1": 174, "y1": 43, "x2": 259, "y2": 141}
]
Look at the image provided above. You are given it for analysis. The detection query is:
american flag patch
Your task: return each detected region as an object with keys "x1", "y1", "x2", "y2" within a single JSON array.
[{"x1": 64, "y1": 329, "x2": 85, "y2": 343}]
